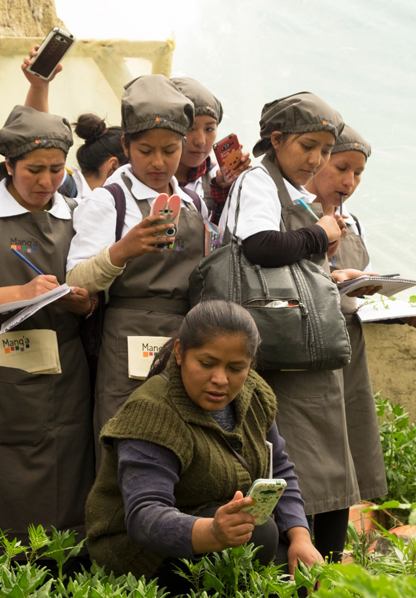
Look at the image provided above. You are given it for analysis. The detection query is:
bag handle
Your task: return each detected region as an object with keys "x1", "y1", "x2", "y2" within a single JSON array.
[{"x1": 228, "y1": 166, "x2": 267, "y2": 238}]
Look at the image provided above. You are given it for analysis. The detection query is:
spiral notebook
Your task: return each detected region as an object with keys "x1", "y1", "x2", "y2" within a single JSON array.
[
  {"x1": 0, "y1": 284, "x2": 71, "y2": 333},
  {"x1": 337, "y1": 275, "x2": 416, "y2": 297}
]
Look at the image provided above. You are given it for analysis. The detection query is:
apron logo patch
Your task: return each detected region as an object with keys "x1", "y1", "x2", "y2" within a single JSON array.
[
  {"x1": 2, "y1": 336, "x2": 30, "y2": 353},
  {"x1": 141, "y1": 341, "x2": 164, "y2": 358},
  {"x1": 10, "y1": 238, "x2": 39, "y2": 253}
]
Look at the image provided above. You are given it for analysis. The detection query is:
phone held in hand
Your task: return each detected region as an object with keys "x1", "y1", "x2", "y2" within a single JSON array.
[
  {"x1": 150, "y1": 193, "x2": 181, "y2": 250},
  {"x1": 243, "y1": 478, "x2": 287, "y2": 526},
  {"x1": 213, "y1": 133, "x2": 243, "y2": 182},
  {"x1": 27, "y1": 27, "x2": 75, "y2": 80}
]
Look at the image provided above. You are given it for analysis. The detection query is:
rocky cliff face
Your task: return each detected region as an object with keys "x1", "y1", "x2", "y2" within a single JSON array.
[{"x1": 0, "y1": 0, "x2": 63, "y2": 36}]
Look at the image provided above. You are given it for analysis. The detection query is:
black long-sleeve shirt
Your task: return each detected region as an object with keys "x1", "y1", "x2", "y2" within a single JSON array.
[{"x1": 242, "y1": 225, "x2": 328, "y2": 268}]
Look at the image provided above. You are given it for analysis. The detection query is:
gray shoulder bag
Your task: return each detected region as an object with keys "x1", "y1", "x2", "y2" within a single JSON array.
[{"x1": 189, "y1": 168, "x2": 351, "y2": 371}]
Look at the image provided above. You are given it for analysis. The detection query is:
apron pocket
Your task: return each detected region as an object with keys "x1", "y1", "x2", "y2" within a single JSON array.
[{"x1": 0, "y1": 377, "x2": 53, "y2": 445}]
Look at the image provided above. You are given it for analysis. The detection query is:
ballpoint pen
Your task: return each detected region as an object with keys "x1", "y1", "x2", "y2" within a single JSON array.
[
  {"x1": 11, "y1": 248, "x2": 44, "y2": 275},
  {"x1": 293, "y1": 198, "x2": 320, "y2": 221}
]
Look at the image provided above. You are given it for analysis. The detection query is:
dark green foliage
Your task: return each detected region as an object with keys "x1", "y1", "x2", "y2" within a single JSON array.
[{"x1": 376, "y1": 394, "x2": 416, "y2": 503}]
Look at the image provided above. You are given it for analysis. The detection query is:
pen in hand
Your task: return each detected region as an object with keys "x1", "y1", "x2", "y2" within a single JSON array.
[{"x1": 11, "y1": 248, "x2": 44, "y2": 275}]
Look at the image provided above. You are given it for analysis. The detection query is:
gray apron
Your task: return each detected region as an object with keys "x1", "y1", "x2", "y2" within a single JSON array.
[
  {"x1": 333, "y1": 223, "x2": 387, "y2": 500},
  {"x1": 258, "y1": 156, "x2": 360, "y2": 515},
  {"x1": 94, "y1": 188, "x2": 205, "y2": 442},
  {"x1": 0, "y1": 208, "x2": 94, "y2": 543}
]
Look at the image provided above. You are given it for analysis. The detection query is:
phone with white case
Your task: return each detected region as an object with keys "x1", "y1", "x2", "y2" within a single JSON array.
[
  {"x1": 27, "y1": 27, "x2": 74, "y2": 80},
  {"x1": 243, "y1": 478, "x2": 287, "y2": 526}
]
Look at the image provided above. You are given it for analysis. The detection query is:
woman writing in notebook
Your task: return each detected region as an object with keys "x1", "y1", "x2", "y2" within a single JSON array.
[
  {"x1": 0, "y1": 274, "x2": 59, "y2": 304},
  {"x1": 0, "y1": 100, "x2": 94, "y2": 545}
]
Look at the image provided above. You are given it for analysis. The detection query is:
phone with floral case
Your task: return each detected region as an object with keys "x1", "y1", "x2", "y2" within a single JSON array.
[{"x1": 243, "y1": 478, "x2": 287, "y2": 525}]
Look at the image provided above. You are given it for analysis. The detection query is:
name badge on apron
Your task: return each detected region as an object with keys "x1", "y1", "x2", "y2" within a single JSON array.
[
  {"x1": 0, "y1": 329, "x2": 61, "y2": 374},
  {"x1": 127, "y1": 336, "x2": 171, "y2": 379}
]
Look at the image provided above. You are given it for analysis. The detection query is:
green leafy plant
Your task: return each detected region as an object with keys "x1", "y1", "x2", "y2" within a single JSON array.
[
  {"x1": 376, "y1": 395, "x2": 416, "y2": 506},
  {"x1": 346, "y1": 522, "x2": 377, "y2": 568},
  {"x1": 176, "y1": 543, "x2": 299, "y2": 597},
  {"x1": 3, "y1": 523, "x2": 416, "y2": 597},
  {"x1": 313, "y1": 562, "x2": 416, "y2": 598},
  {"x1": 0, "y1": 526, "x2": 169, "y2": 597}
]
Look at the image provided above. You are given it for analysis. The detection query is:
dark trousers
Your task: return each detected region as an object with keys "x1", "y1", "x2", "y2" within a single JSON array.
[{"x1": 308, "y1": 508, "x2": 350, "y2": 562}]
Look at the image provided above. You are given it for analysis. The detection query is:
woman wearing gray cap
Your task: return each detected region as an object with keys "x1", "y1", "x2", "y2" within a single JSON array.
[
  {"x1": 172, "y1": 76, "x2": 250, "y2": 222},
  {"x1": 307, "y1": 125, "x2": 389, "y2": 506},
  {"x1": 219, "y1": 91, "x2": 363, "y2": 561},
  {"x1": 0, "y1": 105, "x2": 94, "y2": 544},
  {"x1": 66, "y1": 75, "x2": 206, "y2": 457}
]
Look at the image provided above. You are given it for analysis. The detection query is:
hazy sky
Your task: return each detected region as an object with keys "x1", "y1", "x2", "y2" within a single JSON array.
[
  {"x1": 55, "y1": 1, "x2": 416, "y2": 276},
  {"x1": 55, "y1": 0, "x2": 197, "y2": 40}
]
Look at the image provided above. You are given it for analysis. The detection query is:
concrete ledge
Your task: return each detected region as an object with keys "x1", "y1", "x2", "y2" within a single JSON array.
[
  {"x1": 364, "y1": 322, "x2": 416, "y2": 418},
  {"x1": 0, "y1": 37, "x2": 174, "y2": 163}
]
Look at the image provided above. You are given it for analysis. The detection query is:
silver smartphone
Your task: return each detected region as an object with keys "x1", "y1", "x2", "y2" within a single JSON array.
[{"x1": 27, "y1": 27, "x2": 75, "y2": 81}]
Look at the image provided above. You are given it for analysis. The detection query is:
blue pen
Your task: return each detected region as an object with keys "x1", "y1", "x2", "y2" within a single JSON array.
[
  {"x1": 11, "y1": 248, "x2": 44, "y2": 275},
  {"x1": 294, "y1": 198, "x2": 320, "y2": 222}
]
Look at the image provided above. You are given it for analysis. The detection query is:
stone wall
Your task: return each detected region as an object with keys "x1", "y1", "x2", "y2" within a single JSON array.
[
  {"x1": 364, "y1": 323, "x2": 416, "y2": 419},
  {"x1": 0, "y1": 0, "x2": 64, "y2": 36}
]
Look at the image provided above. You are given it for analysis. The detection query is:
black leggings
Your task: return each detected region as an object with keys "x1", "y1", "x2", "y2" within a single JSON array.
[{"x1": 312, "y1": 508, "x2": 350, "y2": 562}]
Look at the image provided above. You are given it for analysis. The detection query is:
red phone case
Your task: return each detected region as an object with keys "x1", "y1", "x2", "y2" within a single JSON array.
[{"x1": 213, "y1": 134, "x2": 242, "y2": 177}]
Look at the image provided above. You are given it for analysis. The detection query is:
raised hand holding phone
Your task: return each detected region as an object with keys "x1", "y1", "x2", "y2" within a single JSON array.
[
  {"x1": 214, "y1": 133, "x2": 250, "y2": 185},
  {"x1": 243, "y1": 478, "x2": 287, "y2": 525},
  {"x1": 26, "y1": 27, "x2": 74, "y2": 81}
]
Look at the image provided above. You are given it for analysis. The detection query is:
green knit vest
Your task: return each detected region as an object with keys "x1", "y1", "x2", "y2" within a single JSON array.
[{"x1": 86, "y1": 358, "x2": 277, "y2": 577}]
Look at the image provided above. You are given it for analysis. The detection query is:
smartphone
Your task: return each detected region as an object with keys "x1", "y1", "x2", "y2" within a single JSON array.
[
  {"x1": 150, "y1": 193, "x2": 181, "y2": 250},
  {"x1": 27, "y1": 27, "x2": 75, "y2": 80},
  {"x1": 213, "y1": 133, "x2": 243, "y2": 182},
  {"x1": 243, "y1": 478, "x2": 287, "y2": 526}
]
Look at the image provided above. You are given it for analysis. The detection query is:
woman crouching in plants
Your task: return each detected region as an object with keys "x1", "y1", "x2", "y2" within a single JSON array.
[{"x1": 86, "y1": 300, "x2": 322, "y2": 593}]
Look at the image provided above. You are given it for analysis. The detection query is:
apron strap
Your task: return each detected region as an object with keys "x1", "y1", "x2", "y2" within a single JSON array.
[{"x1": 121, "y1": 172, "x2": 151, "y2": 219}]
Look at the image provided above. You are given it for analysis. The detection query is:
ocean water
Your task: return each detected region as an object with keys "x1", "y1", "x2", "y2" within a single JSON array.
[{"x1": 58, "y1": 0, "x2": 416, "y2": 277}]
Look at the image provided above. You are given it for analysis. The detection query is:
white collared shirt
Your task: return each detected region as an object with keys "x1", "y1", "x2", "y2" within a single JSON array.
[
  {"x1": 66, "y1": 164, "x2": 198, "y2": 271},
  {"x1": 70, "y1": 167, "x2": 92, "y2": 200},
  {"x1": 181, "y1": 157, "x2": 216, "y2": 222},
  {"x1": 219, "y1": 166, "x2": 316, "y2": 240},
  {"x1": 0, "y1": 178, "x2": 72, "y2": 220}
]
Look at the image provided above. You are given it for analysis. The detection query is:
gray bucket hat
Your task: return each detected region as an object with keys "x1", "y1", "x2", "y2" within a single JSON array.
[
  {"x1": 0, "y1": 105, "x2": 73, "y2": 159},
  {"x1": 122, "y1": 74, "x2": 194, "y2": 136},
  {"x1": 171, "y1": 76, "x2": 223, "y2": 123},
  {"x1": 332, "y1": 124, "x2": 371, "y2": 158},
  {"x1": 253, "y1": 91, "x2": 344, "y2": 157}
]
